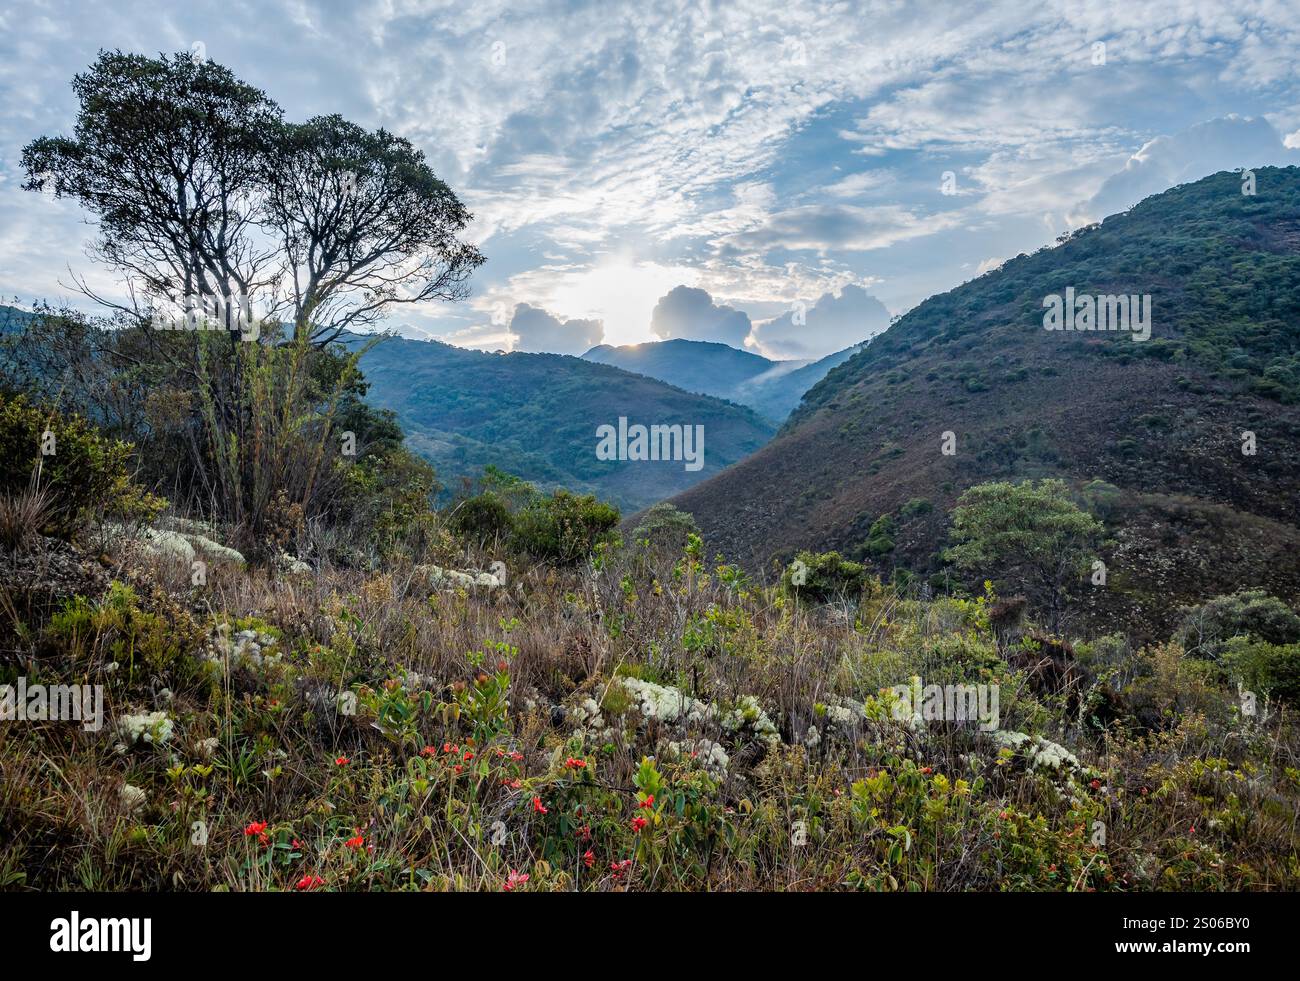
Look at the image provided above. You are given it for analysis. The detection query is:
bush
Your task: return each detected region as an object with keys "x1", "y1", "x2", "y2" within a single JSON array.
[
  {"x1": 781, "y1": 550, "x2": 873, "y2": 602},
  {"x1": 448, "y1": 492, "x2": 515, "y2": 543},
  {"x1": 0, "y1": 393, "x2": 162, "y2": 539},
  {"x1": 513, "y1": 490, "x2": 619, "y2": 563},
  {"x1": 1176, "y1": 589, "x2": 1300, "y2": 660},
  {"x1": 630, "y1": 502, "x2": 699, "y2": 554},
  {"x1": 1220, "y1": 636, "x2": 1300, "y2": 705},
  {"x1": 864, "y1": 514, "x2": 897, "y2": 556}
]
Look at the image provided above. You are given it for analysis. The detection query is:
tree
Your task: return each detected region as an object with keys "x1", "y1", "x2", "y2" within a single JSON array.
[
  {"x1": 944, "y1": 479, "x2": 1104, "y2": 621},
  {"x1": 22, "y1": 50, "x2": 484, "y2": 345}
]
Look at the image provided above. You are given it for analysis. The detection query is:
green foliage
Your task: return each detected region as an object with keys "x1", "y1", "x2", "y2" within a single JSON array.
[
  {"x1": 781, "y1": 550, "x2": 873, "y2": 602},
  {"x1": 630, "y1": 502, "x2": 700, "y2": 553},
  {"x1": 1176, "y1": 589, "x2": 1300, "y2": 660},
  {"x1": 513, "y1": 490, "x2": 619, "y2": 564},
  {"x1": 946, "y1": 479, "x2": 1104, "y2": 614},
  {"x1": 864, "y1": 514, "x2": 897, "y2": 556},
  {"x1": 0, "y1": 393, "x2": 163, "y2": 538},
  {"x1": 1221, "y1": 636, "x2": 1300, "y2": 705}
]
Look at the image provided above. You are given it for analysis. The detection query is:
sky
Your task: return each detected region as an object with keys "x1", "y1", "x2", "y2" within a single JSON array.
[{"x1": 2, "y1": 0, "x2": 1300, "y2": 361}]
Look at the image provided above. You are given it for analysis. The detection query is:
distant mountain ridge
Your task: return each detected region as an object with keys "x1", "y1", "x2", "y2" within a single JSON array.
[{"x1": 582, "y1": 337, "x2": 863, "y2": 423}]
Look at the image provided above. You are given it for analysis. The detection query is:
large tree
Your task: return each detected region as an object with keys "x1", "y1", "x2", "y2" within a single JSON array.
[{"x1": 22, "y1": 50, "x2": 484, "y2": 344}]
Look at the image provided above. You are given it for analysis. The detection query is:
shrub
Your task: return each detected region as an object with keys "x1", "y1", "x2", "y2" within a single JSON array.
[
  {"x1": 864, "y1": 514, "x2": 897, "y2": 556},
  {"x1": 513, "y1": 490, "x2": 619, "y2": 563},
  {"x1": 630, "y1": 502, "x2": 699, "y2": 553},
  {"x1": 1221, "y1": 636, "x2": 1300, "y2": 705},
  {"x1": 448, "y1": 492, "x2": 515, "y2": 543},
  {"x1": 0, "y1": 393, "x2": 163, "y2": 539},
  {"x1": 1176, "y1": 589, "x2": 1300, "y2": 660},
  {"x1": 781, "y1": 550, "x2": 872, "y2": 602}
]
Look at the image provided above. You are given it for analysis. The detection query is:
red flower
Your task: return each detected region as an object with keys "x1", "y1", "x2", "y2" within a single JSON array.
[
  {"x1": 1089, "y1": 779, "x2": 1102, "y2": 790},
  {"x1": 532, "y1": 796, "x2": 548, "y2": 814},
  {"x1": 244, "y1": 821, "x2": 267, "y2": 837},
  {"x1": 463, "y1": 750, "x2": 475, "y2": 762},
  {"x1": 502, "y1": 778, "x2": 522, "y2": 790},
  {"x1": 564, "y1": 757, "x2": 587, "y2": 770},
  {"x1": 610, "y1": 858, "x2": 632, "y2": 880},
  {"x1": 295, "y1": 874, "x2": 324, "y2": 891},
  {"x1": 453, "y1": 764, "x2": 464, "y2": 774},
  {"x1": 503, "y1": 869, "x2": 529, "y2": 891},
  {"x1": 638, "y1": 794, "x2": 654, "y2": 809},
  {"x1": 510, "y1": 751, "x2": 524, "y2": 761},
  {"x1": 576, "y1": 824, "x2": 592, "y2": 842},
  {"x1": 443, "y1": 742, "x2": 458, "y2": 754},
  {"x1": 583, "y1": 849, "x2": 595, "y2": 868},
  {"x1": 998, "y1": 811, "x2": 1009, "y2": 820},
  {"x1": 291, "y1": 838, "x2": 302, "y2": 850},
  {"x1": 335, "y1": 756, "x2": 350, "y2": 766},
  {"x1": 920, "y1": 766, "x2": 933, "y2": 775},
  {"x1": 631, "y1": 816, "x2": 648, "y2": 833},
  {"x1": 345, "y1": 834, "x2": 365, "y2": 850},
  {"x1": 420, "y1": 746, "x2": 437, "y2": 757}
]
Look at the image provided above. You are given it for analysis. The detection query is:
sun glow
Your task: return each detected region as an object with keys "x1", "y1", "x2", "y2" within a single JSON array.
[{"x1": 543, "y1": 258, "x2": 697, "y2": 347}]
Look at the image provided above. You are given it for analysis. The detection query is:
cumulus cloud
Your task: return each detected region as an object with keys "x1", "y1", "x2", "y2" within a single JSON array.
[
  {"x1": 507, "y1": 303, "x2": 603, "y2": 354},
  {"x1": 1070, "y1": 116, "x2": 1298, "y2": 224},
  {"x1": 650, "y1": 285, "x2": 752, "y2": 347},
  {"x1": 749, "y1": 284, "x2": 890, "y2": 360}
]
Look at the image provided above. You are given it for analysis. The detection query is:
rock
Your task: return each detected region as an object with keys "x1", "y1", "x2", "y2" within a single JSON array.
[{"x1": 413, "y1": 564, "x2": 501, "y2": 590}]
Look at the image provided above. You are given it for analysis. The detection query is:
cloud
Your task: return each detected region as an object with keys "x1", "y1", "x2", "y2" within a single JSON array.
[
  {"x1": 749, "y1": 283, "x2": 890, "y2": 360},
  {"x1": 650, "y1": 285, "x2": 751, "y2": 347},
  {"x1": 507, "y1": 303, "x2": 603, "y2": 354},
  {"x1": 1070, "y1": 116, "x2": 1298, "y2": 224},
  {"x1": 725, "y1": 204, "x2": 964, "y2": 254}
]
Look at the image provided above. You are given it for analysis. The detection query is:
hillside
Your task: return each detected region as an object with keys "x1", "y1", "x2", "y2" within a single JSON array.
[
  {"x1": 582, "y1": 337, "x2": 862, "y2": 423},
  {"x1": 671, "y1": 167, "x2": 1300, "y2": 635},
  {"x1": 354, "y1": 334, "x2": 776, "y2": 512}
]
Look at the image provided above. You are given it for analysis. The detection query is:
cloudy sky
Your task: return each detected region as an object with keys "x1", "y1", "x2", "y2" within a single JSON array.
[{"x1": 2, "y1": 0, "x2": 1299, "y2": 360}]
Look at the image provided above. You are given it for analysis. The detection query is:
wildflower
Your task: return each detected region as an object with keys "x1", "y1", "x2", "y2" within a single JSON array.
[
  {"x1": 631, "y1": 816, "x2": 648, "y2": 833},
  {"x1": 610, "y1": 859, "x2": 632, "y2": 880},
  {"x1": 576, "y1": 824, "x2": 592, "y2": 842},
  {"x1": 244, "y1": 821, "x2": 268, "y2": 837},
  {"x1": 453, "y1": 764, "x2": 464, "y2": 774},
  {"x1": 335, "y1": 756, "x2": 350, "y2": 766},
  {"x1": 295, "y1": 874, "x2": 324, "y2": 891},
  {"x1": 502, "y1": 778, "x2": 522, "y2": 790},
  {"x1": 510, "y1": 751, "x2": 524, "y2": 761},
  {"x1": 999, "y1": 811, "x2": 1009, "y2": 820},
  {"x1": 564, "y1": 757, "x2": 587, "y2": 770},
  {"x1": 583, "y1": 850, "x2": 595, "y2": 868},
  {"x1": 420, "y1": 746, "x2": 437, "y2": 757},
  {"x1": 503, "y1": 869, "x2": 529, "y2": 891},
  {"x1": 532, "y1": 797, "x2": 548, "y2": 814},
  {"x1": 345, "y1": 834, "x2": 365, "y2": 850},
  {"x1": 920, "y1": 766, "x2": 933, "y2": 775},
  {"x1": 463, "y1": 750, "x2": 475, "y2": 762},
  {"x1": 638, "y1": 795, "x2": 654, "y2": 809},
  {"x1": 443, "y1": 742, "x2": 458, "y2": 754},
  {"x1": 1089, "y1": 779, "x2": 1102, "y2": 790},
  {"x1": 291, "y1": 839, "x2": 302, "y2": 850}
]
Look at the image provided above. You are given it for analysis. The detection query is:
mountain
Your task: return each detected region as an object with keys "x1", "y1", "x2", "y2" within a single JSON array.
[
  {"x1": 582, "y1": 337, "x2": 863, "y2": 423},
  {"x1": 353, "y1": 334, "x2": 776, "y2": 512},
  {"x1": 670, "y1": 168, "x2": 1300, "y2": 635}
]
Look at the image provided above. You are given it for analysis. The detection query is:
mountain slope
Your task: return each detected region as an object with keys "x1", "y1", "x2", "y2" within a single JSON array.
[
  {"x1": 671, "y1": 167, "x2": 1300, "y2": 635},
  {"x1": 354, "y1": 335, "x2": 776, "y2": 512},
  {"x1": 582, "y1": 337, "x2": 863, "y2": 423}
]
